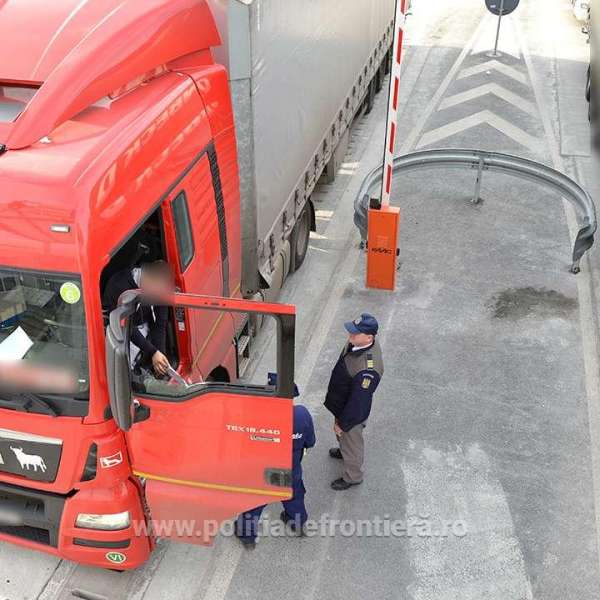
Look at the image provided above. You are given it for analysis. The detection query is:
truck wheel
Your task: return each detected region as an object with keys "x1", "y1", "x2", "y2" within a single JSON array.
[
  {"x1": 291, "y1": 204, "x2": 311, "y2": 272},
  {"x1": 375, "y1": 65, "x2": 383, "y2": 93},
  {"x1": 365, "y1": 80, "x2": 376, "y2": 115}
]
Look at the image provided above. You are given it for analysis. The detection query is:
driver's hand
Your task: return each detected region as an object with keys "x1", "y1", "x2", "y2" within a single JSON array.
[{"x1": 152, "y1": 351, "x2": 170, "y2": 377}]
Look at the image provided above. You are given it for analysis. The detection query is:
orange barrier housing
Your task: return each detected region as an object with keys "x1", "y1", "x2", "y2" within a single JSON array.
[{"x1": 366, "y1": 206, "x2": 400, "y2": 291}]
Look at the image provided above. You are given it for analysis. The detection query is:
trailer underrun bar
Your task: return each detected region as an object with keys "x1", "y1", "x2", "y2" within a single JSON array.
[{"x1": 354, "y1": 148, "x2": 597, "y2": 274}]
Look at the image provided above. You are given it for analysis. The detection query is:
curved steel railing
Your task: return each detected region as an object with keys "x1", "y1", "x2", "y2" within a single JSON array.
[{"x1": 354, "y1": 148, "x2": 596, "y2": 273}]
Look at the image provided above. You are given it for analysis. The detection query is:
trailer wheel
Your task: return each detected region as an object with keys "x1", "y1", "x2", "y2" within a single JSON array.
[
  {"x1": 365, "y1": 80, "x2": 376, "y2": 115},
  {"x1": 291, "y1": 204, "x2": 311, "y2": 272},
  {"x1": 375, "y1": 65, "x2": 383, "y2": 93},
  {"x1": 384, "y1": 48, "x2": 392, "y2": 75}
]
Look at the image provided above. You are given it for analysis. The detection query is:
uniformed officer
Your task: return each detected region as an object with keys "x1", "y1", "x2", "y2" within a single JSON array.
[
  {"x1": 324, "y1": 313, "x2": 384, "y2": 490},
  {"x1": 235, "y1": 376, "x2": 316, "y2": 549}
]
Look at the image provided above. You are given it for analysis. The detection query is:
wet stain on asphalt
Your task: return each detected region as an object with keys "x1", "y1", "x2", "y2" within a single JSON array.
[{"x1": 489, "y1": 287, "x2": 578, "y2": 320}]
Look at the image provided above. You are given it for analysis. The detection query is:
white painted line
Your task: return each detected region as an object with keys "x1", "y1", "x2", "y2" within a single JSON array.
[
  {"x1": 458, "y1": 60, "x2": 527, "y2": 85},
  {"x1": 438, "y1": 83, "x2": 537, "y2": 116},
  {"x1": 402, "y1": 442, "x2": 534, "y2": 600},
  {"x1": 36, "y1": 561, "x2": 77, "y2": 600},
  {"x1": 515, "y1": 18, "x2": 600, "y2": 577},
  {"x1": 300, "y1": 495, "x2": 343, "y2": 600},
  {"x1": 200, "y1": 540, "x2": 243, "y2": 600},
  {"x1": 417, "y1": 109, "x2": 540, "y2": 151},
  {"x1": 401, "y1": 16, "x2": 489, "y2": 153}
]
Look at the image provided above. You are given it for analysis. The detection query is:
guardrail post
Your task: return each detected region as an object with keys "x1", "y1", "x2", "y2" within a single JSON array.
[{"x1": 472, "y1": 156, "x2": 485, "y2": 205}]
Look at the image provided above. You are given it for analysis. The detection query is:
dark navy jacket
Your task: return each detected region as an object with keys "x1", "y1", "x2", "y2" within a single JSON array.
[
  {"x1": 292, "y1": 405, "x2": 316, "y2": 488},
  {"x1": 324, "y1": 340, "x2": 384, "y2": 432},
  {"x1": 102, "y1": 269, "x2": 167, "y2": 357}
]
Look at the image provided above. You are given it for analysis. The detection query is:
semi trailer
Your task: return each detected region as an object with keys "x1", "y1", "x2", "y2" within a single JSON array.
[
  {"x1": 0, "y1": 0, "x2": 394, "y2": 569},
  {"x1": 208, "y1": 0, "x2": 395, "y2": 297}
]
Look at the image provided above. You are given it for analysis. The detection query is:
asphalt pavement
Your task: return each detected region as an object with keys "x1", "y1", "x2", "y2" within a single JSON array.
[{"x1": 4, "y1": 1, "x2": 599, "y2": 599}]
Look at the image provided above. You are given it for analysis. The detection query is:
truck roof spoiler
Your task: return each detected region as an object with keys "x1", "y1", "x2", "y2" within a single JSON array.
[{"x1": 3, "y1": 0, "x2": 220, "y2": 150}]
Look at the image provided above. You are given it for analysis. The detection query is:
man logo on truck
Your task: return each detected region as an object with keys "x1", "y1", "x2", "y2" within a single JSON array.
[{"x1": 10, "y1": 447, "x2": 47, "y2": 473}]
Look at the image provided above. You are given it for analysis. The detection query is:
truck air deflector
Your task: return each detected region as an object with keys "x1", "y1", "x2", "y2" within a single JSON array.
[
  {"x1": 3, "y1": 0, "x2": 221, "y2": 149},
  {"x1": 354, "y1": 149, "x2": 597, "y2": 274}
]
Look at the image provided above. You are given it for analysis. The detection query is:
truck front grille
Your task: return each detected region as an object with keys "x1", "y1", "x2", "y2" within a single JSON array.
[
  {"x1": 0, "y1": 524, "x2": 50, "y2": 546},
  {"x1": 0, "y1": 482, "x2": 65, "y2": 547}
]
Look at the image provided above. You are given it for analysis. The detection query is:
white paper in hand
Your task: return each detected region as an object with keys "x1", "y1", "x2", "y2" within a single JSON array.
[{"x1": 0, "y1": 327, "x2": 34, "y2": 361}]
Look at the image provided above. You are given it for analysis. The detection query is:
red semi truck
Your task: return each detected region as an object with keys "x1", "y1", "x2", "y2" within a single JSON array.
[{"x1": 0, "y1": 0, "x2": 393, "y2": 569}]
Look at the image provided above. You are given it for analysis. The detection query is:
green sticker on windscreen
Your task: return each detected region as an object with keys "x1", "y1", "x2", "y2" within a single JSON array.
[{"x1": 60, "y1": 282, "x2": 81, "y2": 305}]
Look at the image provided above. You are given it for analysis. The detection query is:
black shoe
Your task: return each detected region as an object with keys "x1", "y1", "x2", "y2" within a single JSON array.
[
  {"x1": 280, "y1": 511, "x2": 305, "y2": 535},
  {"x1": 329, "y1": 447, "x2": 343, "y2": 460},
  {"x1": 331, "y1": 477, "x2": 362, "y2": 491},
  {"x1": 235, "y1": 535, "x2": 256, "y2": 550}
]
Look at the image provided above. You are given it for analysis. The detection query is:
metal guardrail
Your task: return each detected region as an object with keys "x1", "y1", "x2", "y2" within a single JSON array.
[{"x1": 354, "y1": 148, "x2": 597, "y2": 273}]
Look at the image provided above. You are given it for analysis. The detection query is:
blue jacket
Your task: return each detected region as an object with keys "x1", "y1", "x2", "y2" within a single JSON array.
[
  {"x1": 292, "y1": 405, "x2": 316, "y2": 483},
  {"x1": 324, "y1": 340, "x2": 384, "y2": 432}
]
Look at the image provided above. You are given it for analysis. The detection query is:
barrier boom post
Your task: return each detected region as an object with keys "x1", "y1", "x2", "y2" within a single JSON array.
[{"x1": 366, "y1": 0, "x2": 406, "y2": 291}]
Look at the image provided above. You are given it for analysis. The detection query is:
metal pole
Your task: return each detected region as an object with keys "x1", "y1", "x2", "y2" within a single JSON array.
[
  {"x1": 472, "y1": 157, "x2": 484, "y2": 205},
  {"x1": 489, "y1": 0, "x2": 505, "y2": 57}
]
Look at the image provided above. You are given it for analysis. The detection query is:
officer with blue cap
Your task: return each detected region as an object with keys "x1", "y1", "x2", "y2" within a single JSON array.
[
  {"x1": 324, "y1": 313, "x2": 384, "y2": 490},
  {"x1": 235, "y1": 374, "x2": 316, "y2": 549}
]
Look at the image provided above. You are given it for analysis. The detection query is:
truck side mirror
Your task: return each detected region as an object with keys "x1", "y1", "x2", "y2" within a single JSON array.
[{"x1": 105, "y1": 291, "x2": 139, "y2": 431}]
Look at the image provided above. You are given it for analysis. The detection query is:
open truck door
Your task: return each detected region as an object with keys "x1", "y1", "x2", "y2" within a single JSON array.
[{"x1": 105, "y1": 292, "x2": 295, "y2": 544}]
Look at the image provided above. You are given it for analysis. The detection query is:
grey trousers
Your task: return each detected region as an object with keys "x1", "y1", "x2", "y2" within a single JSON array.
[{"x1": 339, "y1": 423, "x2": 366, "y2": 484}]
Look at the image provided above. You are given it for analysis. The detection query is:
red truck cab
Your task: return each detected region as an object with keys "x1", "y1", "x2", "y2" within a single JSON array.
[{"x1": 0, "y1": 0, "x2": 294, "y2": 569}]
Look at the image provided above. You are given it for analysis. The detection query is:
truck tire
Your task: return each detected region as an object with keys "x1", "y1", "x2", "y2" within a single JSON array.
[
  {"x1": 290, "y1": 204, "x2": 311, "y2": 272},
  {"x1": 364, "y1": 80, "x2": 376, "y2": 115},
  {"x1": 375, "y1": 64, "x2": 384, "y2": 93}
]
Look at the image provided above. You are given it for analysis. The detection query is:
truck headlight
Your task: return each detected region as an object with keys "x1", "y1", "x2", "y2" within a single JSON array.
[{"x1": 75, "y1": 511, "x2": 130, "y2": 531}]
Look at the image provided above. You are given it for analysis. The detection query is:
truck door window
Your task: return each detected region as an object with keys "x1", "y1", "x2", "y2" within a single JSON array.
[
  {"x1": 171, "y1": 191, "x2": 195, "y2": 272},
  {"x1": 100, "y1": 208, "x2": 179, "y2": 372},
  {"x1": 116, "y1": 297, "x2": 293, "y2": 403},
  {"x1": 0, "y1": 85, "x2": 37, "y2": 122}
]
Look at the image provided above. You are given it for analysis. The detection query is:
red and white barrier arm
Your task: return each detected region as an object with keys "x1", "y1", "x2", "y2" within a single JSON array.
[{"x1": 381, "y1": 0, "x2": 408, "y2": 208}]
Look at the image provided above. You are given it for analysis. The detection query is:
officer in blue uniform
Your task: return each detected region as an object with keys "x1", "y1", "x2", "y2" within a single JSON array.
[
  {"x1": 324, "y1": 313, "x2": 384, "y2": 490},
  {"x1": 235, "y1": 375, "x2": 316, "y2": 549}
]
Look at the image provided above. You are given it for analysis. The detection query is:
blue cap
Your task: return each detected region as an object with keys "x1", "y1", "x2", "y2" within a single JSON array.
[
  {"x1": 267, "y1": 372, "x2": 300, "y2": 397},
  {"x1": 344, "y1": 313, "x2": 378, "y2": 336}
]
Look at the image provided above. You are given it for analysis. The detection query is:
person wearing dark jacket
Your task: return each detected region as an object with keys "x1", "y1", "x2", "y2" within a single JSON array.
[
  {"x1": 102, "y1": 261, "x2": 173, "y2": 376},
  {"x1": 235, "y1": 375, "x2": 316, "y2": 549},
  {"x1": 324, "y1": 313, "x2": 384, "y2": 490}
]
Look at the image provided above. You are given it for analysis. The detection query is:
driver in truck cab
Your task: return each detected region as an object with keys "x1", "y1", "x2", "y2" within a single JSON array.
[{"x1": 102, "y1": 261, "x2": 174, "y2": 377}]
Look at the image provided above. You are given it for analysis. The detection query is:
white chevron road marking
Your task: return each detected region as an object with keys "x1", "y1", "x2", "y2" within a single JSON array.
[
  {"x1": 402, "y1": 442, "x2": 534, "y2": 600},
  {"x1": 438, "y1": 83, "x2": 537, "y2": 116},
  {"x1": 458, "y1": 60, "x2": 527, "y2": 85},
  {"x1": 417, "y1": 109, "x2": 540, "y2": 151}
]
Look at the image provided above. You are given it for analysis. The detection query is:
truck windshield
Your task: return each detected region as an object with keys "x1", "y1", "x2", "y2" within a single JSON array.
[{"x1": 0, "y1": 269, "x2": 89, "y2": 395}]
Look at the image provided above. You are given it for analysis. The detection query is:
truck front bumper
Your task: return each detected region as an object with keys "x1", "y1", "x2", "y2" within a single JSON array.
[{"x1": 0, "y1": 478, "x2": 152, "y2": 569}]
